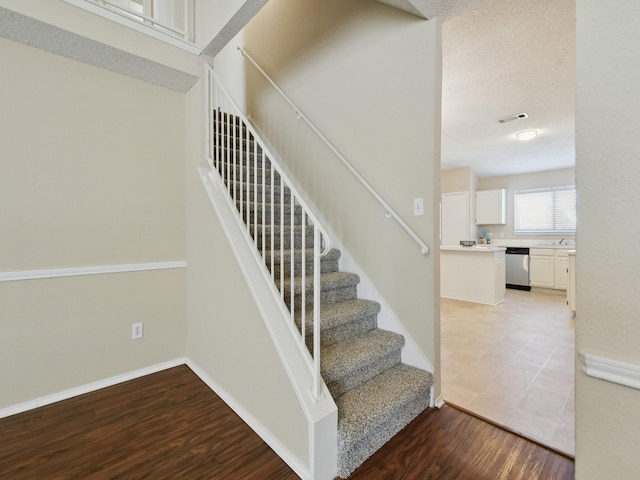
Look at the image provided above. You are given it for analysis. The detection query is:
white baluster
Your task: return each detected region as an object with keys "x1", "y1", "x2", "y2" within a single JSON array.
[
  {"x1": 262, "y1": 150, "x2": 266, "y2": 256},
  {"x1": 270, "y1": 160, "x2": 275, "y2": 280},
  {"x1": 313, "y1": 226, "x2": 321, "y2": 399},
  {"x1": 301, "y1": 210, "x2": 306, "y2": 348},
  {"x1": 280, "y1": 175, "x2": 284, "y2": 303}
]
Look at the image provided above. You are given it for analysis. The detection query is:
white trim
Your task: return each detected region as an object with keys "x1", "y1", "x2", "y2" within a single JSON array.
[
  {"x1": 0, "y1": 358, "x2": 186, "y2": 420},
  {"x1": 0, "y1": 261, "x2": 187, "y2": 282},
  {"x1": 579, "y1": 352, "x2": 640, "y2": 390},
  {"x1": 186, "y1": 359, "x2": 311, "y2": 480}
]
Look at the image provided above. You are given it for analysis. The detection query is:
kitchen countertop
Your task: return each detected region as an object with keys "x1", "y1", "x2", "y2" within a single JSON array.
[
  {"x1": 440, "y1": 246, "x2": 506, "y2": 252},
  {"x1": 489, "y1": 240, "x2": 575, "y2": 250}
]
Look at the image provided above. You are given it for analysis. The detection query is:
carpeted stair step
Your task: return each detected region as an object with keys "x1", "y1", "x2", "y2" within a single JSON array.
[
  {"x1": 214, "y1": 146, "x2": 266, "y2": 166},
  {"x1": 237, "y1": 202, "x2": 305, "y2": 228},
  {"x1": 213, "y1": 113, "x2": 245, "y2": 131},
  {"x1": 235, "y1": 181, "x2": 291, "y2": 203},
  {"x1": 297, "y1": 299, "x2": 381, "y2": 348},
  {"x1": 215, "y1": 140, "x2": 257, "y2": 157},
  {"x1": 213, "y1": 123, "x2": 247, "y2": 137},
  {"x1": 252, "y1": 224, "x2": 316, "y2": 249},
  {"x1": 216, "y1": 132, "x2": 256, "y2": 147},
  {"x1": 217, "y1": 163, "x2": 280, "y2": 185},
  {"x1": 266, "y1": 247, "x2": 340, "y2": 277},
  {"x1": 322, "y1": 329, "x2": 404, "y2": 398},
  {"x1": 336, "y1": 364, "x2": 433, "y2": 478},
  {"x1": 225, "y1": 159, "x2": 274, "y2": 174},
  {"x1": 281, "y1": 271, "x2": 359, "y2": 308}
]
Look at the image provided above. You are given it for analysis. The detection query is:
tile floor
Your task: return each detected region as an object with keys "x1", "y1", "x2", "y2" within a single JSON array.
[{"x1": 441, "y1": 288, "x2": 575, "y2": 456}]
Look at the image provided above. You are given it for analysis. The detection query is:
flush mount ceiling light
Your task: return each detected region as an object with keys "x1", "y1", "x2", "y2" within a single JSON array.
[{"x1": 515, "y1": 130, "x2": 538, "y2": 141}]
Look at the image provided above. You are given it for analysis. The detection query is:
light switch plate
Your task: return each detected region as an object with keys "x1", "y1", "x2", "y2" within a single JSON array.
[{"x1": 413, "y1": 198, "x2": 424, "y2": 216}]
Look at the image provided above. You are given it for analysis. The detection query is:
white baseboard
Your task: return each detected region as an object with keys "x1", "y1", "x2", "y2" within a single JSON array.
[
  {"x1": 0, "y1": 358, "x2": 186, "y2": 420},
  {"x1": 186, "y1": 359, "x2": 311, "y2": 480}
]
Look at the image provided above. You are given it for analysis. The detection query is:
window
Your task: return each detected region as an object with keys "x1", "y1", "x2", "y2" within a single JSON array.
[
  {"x1": 78, "y1": 0, "x2": 191, "y2": 42},
  {"x1": 514, "y1": 186, "x2": 576, "y2": 234}
]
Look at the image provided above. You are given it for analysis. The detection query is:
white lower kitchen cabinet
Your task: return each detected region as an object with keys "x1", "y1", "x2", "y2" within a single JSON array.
[
  {"x1": 530, "y1": 247, "x2": 571, "y2": 290},
  {"x1": 554, "y1": 249, "x2": 569, "y2": 290},
  {"x1": 567, "y1": 251, "x2": 576, "y2": 311},
  {"x1": 441, "y1": 246, "x2": 506, "y2": 305},
  {"x1": 530, "y1": 249, "x2": 555, "y2": 288}
]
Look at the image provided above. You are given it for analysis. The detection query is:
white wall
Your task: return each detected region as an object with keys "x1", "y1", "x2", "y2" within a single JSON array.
[
  {"x1": 0, "y1": 37, "x2": 186, "y2": 410},
  {"x1": 478, "y1": 167, "x2": 575, "y2": 242},
  {"x1": 235, "y1": 0, "x2": 441, "y2": 374},
  {"x1": 194, "y1": 0, "x2": 245, "y2": 47},
  {"x1": 575, "y1": 1, "x2": 640, "y2": 478},
  {"x1": 441, "y1": 167, "x2": 475, "y2": 193}
]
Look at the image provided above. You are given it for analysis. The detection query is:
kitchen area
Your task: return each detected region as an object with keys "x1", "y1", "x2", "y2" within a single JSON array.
[
  {"x1": 440, "y1": 166, "x2": 576, "y2": 310},
  {"x1": 439, "y1": 165, "x2": 577, "y2": 456}
]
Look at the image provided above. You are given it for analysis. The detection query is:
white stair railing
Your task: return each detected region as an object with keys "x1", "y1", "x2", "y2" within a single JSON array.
[
  {"x1": 238, "y1": 46, "x2": 430, "y2": 256},
  {"x1": 205, "y1": 65, "x2": 331, "y2": 401}
]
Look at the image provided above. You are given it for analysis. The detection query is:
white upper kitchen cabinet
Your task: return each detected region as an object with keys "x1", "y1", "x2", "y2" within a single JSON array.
[{"x1": 475, "y1": 189, "x2": 506, "y2": 225}]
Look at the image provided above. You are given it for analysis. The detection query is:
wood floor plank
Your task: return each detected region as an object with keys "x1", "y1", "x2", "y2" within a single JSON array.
[
  {"x1": 0, "y1": 366, "x2": 574, "y2": 479},
  {"x1": 347, "y1": 405, "x2": 574, "y2": 480},
  {"x1": 0, "y1": 366, "x2": 299, "y2": 480}
]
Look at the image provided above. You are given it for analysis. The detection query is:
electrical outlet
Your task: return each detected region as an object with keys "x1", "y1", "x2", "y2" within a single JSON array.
[
  {"x1": 413, "y1": 198, "x2": 424, "y2": 216},
  {"x1": 132, "y1": 322, "x2": 143, "y2": 340}
]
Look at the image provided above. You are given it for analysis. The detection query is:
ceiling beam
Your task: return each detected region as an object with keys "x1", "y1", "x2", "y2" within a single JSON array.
[{"x1": 201, "y1": 0, "x2": 269, "y2": 58}]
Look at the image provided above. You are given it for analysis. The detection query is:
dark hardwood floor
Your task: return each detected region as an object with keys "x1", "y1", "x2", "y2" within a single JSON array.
[
  {"x1": 347, "y1": 405, "x2": 574, "y2": 480},
  {"x1": 0, "y1": 366, "x2": 574, "y2": 479}
]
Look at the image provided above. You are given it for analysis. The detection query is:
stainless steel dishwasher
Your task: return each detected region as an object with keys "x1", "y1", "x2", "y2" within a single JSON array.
[{"x1": 505, "y1": 247, "x2": 531, "y2": 290}]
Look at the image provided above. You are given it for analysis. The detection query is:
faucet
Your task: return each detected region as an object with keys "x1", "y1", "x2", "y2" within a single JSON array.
[{"x1": 559, "y1": 238, "x2": 566, "y2": 245}]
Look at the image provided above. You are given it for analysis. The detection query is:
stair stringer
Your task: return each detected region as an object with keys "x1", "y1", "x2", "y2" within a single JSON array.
[
  {"x1": 198, "y1": 167, "x2": 338, "y2": 480},
  {"x1": 246, "y1": 119, "x2": 435, "y2": 379}
]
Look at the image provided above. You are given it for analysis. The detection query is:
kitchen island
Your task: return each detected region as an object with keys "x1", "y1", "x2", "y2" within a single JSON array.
[{"x1": 440, "y1": 246, "x2": 506, "y2": 305}]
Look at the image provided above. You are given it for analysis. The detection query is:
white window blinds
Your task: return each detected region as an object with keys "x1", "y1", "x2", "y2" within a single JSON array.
[{"x1": 514, "y1": 186, "x2": 576, "y2": 234}]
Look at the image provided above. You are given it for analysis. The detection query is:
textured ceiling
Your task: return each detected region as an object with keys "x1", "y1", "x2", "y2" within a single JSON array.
[
  {"x1": 0, "y1": 7, "x2": 198, "y2": 93},
  {"x1": 441, "y1": 0, "x2": 576, "y2": 178}
]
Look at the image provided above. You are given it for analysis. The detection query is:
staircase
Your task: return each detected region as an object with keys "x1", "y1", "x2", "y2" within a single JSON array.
[{"x1": 213, "y1": 111, "x2": 433, "y2": 478}]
